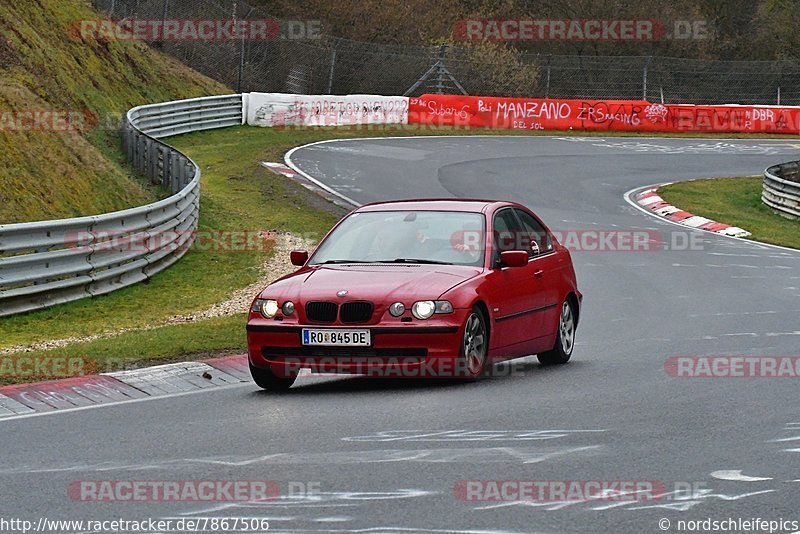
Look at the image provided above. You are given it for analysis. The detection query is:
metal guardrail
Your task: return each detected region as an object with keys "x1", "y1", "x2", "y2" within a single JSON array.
[
  {"x1": 0, "y1": 94, "x2": 243, "y2": 317},
  {"x1": 763, "y1": 161, "x2": 800, "y2": 220}
]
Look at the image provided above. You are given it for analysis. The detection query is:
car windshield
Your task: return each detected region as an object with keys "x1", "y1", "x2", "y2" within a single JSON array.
[{"x1": 309, "y1": 210, "x2": 486, "y2": 267}]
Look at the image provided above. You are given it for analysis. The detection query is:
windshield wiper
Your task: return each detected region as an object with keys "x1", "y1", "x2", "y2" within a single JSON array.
[
  {"x1": 314, "y1": 259, "x2": 375, "y2": 265},
  {"x1": 379, "y1": 258, "x2": 453, "y2": 265}
]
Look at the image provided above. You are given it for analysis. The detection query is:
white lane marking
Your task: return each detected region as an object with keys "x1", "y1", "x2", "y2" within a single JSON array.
[
  {"x1": 708, "y1": 252, "x2": 762, "y2": 258},
  {"x1": 285, "y1": 143, "x2": 362, "y2": 208},
  {"x1": 625, "y1": 490, "x2": 777, "y2": 511},
  {"x1": 341, "y1": 430, "x2": 606, "y2": 442},
  {"x1": 177, "y1": 489, "x2": 436, "y2": 517},
  {"x1": 687, "y1": 310, "x2": 782, "y2": 318},
  {"x1": 771, "y1": 436, "x2": 800, "y2": 442},
  {"x1": 710, "y1": 470, "x2": 772, "y2": 482},
  {"x1": 0, "y1": 382, "x2": 252, "y2": 423},
  {"x1": 0, "y1": 446, "x2": 601, "y2": 475},
  {"x1": 764, "y1": 331, "x2": 800, "y2": 336}
]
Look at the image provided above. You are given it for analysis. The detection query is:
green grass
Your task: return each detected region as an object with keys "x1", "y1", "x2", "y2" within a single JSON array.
[
  {"x1": 0, "y1": 0, "x2": 228, "y2": 223},
  {"x1": 659, "y1": 176, "x2": 800, "y2": 249}
]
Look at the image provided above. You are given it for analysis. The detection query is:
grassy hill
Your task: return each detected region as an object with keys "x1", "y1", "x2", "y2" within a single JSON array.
[{"x1": 0, "y1": 0, "x2": 229, "y2": 223}]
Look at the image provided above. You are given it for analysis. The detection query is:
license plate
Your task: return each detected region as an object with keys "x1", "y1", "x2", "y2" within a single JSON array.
[{"x1": 302, "y1": 329, "x2": 371, "y2": 346}]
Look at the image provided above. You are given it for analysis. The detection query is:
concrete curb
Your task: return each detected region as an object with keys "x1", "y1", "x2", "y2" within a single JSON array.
[
  {"x1": 635, "y1": 188, "x2": 752, "y2": 238},
  {"x1": 0, "y1": 354, "x2": 250, "y2": 419}
]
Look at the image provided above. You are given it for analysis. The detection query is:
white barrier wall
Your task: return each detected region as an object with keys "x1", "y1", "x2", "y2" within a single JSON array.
[{"x1": 244, "y1": 93, "x2": 409, "y2": 127}]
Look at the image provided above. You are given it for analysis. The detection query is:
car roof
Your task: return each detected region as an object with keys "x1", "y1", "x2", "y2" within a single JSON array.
[{"x1": 356, "y1": 198, "x2": 515, "y2": 213}]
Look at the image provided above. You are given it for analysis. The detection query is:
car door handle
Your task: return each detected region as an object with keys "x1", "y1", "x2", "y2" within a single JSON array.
[{"x1": 533, "y1": 269, "x2": 544, "y2": 278}]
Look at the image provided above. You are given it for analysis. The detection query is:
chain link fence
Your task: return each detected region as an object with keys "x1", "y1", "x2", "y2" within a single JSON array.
[{"x1": 93, "y1": 0, "x2": 800, "y2": 105}]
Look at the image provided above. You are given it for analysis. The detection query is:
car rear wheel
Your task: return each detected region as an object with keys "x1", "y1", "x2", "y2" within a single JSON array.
[
  {"x1": 458, "y1": 307, "x2": 489, "y2": 379},
  {"x1": 537, "y1": 299, "x2": 576, "y2": 365},
  {"x1": 250, "y1": 363, "x2": 297, "y2": 390}
]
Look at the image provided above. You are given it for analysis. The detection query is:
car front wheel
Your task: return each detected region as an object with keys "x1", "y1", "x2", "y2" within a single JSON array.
[
  {"x1": 457, "y1": 307, "x2": 489, "y2": 379},
  {"x1": 537, "y1": 299, "x2": 576, "y2": 365},
  {"x1": 250, "y1": 363, "x2": 297, "y2": 391}
]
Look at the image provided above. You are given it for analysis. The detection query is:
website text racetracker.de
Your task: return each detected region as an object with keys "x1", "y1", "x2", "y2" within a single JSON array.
[
  {"x1": 0, "y1": 517, "x2": 270, "y2": 533},
  {"x1": 456, "y1": 229, "x2": 705, "y2": 252}
]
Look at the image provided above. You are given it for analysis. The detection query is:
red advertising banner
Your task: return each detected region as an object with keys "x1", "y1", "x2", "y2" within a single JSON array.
[{"x1": 408, "y1": 94, "x2": 800, "y2": 134}]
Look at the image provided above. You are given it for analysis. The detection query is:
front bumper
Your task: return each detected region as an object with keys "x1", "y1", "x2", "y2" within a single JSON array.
[{"x1": 246, "y1": 312, "x2": 468, "y2": 377}]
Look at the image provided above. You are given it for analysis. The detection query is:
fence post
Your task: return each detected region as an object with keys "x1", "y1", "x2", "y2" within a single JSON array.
[
  {"x1": 545, "y1": 55, "x2": 551, "y2": 98},
  {"x1": 237, "y1": 7, "x2": 255, "y2": 93},
  {"x1": 436, "y1": 45, "x2": 448, "y2": 94},
  {"x1": 642, "y1": 56, "x2": 652, "y2": 100},
  {"x1": 327, "y1": 38, "x2": 338, "y2": 94}
]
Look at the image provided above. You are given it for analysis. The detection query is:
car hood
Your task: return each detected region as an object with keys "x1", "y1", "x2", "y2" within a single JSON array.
[{"x1": 263, "y1": 264, "x2": 482, "y2": 302}]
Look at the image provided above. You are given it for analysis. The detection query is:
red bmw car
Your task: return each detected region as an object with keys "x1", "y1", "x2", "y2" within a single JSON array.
[{"x1": 246, "y1": 199, "x2": 581, "y2": 390}]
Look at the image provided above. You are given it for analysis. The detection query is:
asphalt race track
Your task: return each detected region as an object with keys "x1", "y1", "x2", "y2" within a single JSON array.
[{"x1": 3, "y1": 136, "x2": 800, "y2": 533}]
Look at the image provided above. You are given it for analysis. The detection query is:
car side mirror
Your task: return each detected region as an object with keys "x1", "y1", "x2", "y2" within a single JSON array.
[
  {"x1": 290, "y1": 250, "x2": 309, "y2": 266},
  {"x1": 499, "y1": 250, "x2": 528, "y2": 267}
]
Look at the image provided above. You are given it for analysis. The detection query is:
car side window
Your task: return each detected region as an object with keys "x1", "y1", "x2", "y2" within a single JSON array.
[
  {"x1": 492, "y1": 209, "x2": 525, "y2": 263},
  {"x1": 514, "y1": 208, "x2": 553, "y2": 257}
]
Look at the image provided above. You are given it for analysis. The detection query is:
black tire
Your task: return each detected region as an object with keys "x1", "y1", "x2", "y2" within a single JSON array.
[
  {"x1": 456, "y1": 306, "x2": 490, "y2": 380},
  {"x1": 537, "y1": 299, "x2": 576, "y2": 365},
  {"x1": 249, "y1": 363, "x2": 297, "y2": 390}
]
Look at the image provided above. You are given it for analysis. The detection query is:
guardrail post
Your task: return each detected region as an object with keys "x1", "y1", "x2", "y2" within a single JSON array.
[
  {"x1": 184, "y1": 160, "x2": 195, "y2": 187},
  {"x1": 138, "y1": 134, "x2": 147, "y2": 174},
  {"x1": 145, "y1": 138, "x2": 157, "y2": 183}
]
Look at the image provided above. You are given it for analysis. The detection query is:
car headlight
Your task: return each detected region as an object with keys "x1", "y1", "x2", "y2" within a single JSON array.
[
  {"x1": 389, "y1": 302, "x2": 406, "y2": 317},
  {"x1": 411, "y1": 300, "x2": 454, "y2": 319},
  {"x1": 282, "y1": 301, "x2": 295, "y2": 316},
  {"x1": 412, "y1": 300, "x2": 436, "y2": 320},
  {"x1": 252, "y1": 299, "x2": 280, "y2": 318}
]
